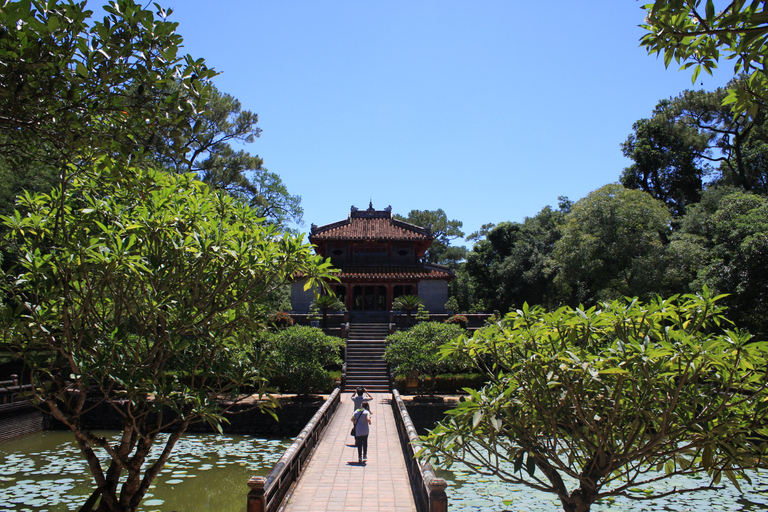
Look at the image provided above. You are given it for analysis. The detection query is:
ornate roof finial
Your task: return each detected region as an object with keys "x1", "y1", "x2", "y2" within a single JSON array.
[{"x1": 368, "y1": 201, "x2": 374, "y2": 211}]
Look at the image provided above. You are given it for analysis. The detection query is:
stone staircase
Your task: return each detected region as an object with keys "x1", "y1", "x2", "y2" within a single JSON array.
[{"x1": 344, "y1": 322, "x2": 390, "y2": 392}]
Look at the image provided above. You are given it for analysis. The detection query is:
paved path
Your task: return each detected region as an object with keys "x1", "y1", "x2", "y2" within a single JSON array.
[{"x1": 282, "y1": 392, "x2": 417, "y2": 512}]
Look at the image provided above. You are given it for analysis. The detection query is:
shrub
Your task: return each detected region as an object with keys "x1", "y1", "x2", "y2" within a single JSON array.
[
  {"x1": 260, "y1": 326, "x2": 344, "y2": 396},
  {"x1": 444, "y1": 297, "x2": 460, "y2": 313},
  {"x1": 271, "y1": 311, "x2": 294, "y2": 329},
  {"x1": 444, "y1": 314, "x2": 467, "y2": 328},
  {"x1": 384, "y1": 322, "x2": 467, "y2": 396}
]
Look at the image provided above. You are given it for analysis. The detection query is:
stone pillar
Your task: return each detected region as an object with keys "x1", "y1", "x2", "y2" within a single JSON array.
[
  {"x1": 247, "y1": 476, "x2": 267, "y2": 512},
  {"x1": 428, "y1": 477, "x2": 448, "y2": 512}
]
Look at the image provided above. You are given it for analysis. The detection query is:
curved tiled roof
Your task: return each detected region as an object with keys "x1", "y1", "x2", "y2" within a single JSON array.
[
  {"x1": 337, "y1": 265, "x2": 453, "y2": 280},
  {"x1": 310, "y1": 205, "x2": 432, "y2": 242}
]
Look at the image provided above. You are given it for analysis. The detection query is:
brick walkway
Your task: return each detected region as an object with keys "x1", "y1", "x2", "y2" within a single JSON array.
[{"x1": 282, "y1": 392, "x2": 417, "y2": 512}]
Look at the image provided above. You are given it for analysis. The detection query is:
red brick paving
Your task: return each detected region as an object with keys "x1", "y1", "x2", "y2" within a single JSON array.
[{"x1": 282, "y1": 392, "x2": 417, "y2": 512}]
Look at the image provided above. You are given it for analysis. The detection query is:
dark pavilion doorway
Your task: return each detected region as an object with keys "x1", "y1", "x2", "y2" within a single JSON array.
[{"x1": 352, "y1": 285, "x2": 387, "y2": 311}]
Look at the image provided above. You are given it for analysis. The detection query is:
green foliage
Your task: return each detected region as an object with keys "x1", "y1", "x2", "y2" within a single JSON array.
[
  {"x1": 444, "y1": 315, "x2": 467, "y2": 328},
  {"x1": 310, "y1": 295, "x2": 346, "y2": 328},
  {"x1": 640, "y1": 0, "x2": 768, "y2": 119},
  {"x1": 444, "y1": 297, "x2": 460, "y2": 313},
  {"x1": 420, "y1": 292, "x2": 768, "y2": 512},
  {"x1": 415, "y1": 303, "x2": 430, "y2": 322},
  {"x1": 0, "y1": 166, "x2": 336, "y2": 511},
  {"x1": 0, "y1": 0, "x2": 215, "y2": 180},
  {"x1": 554, "y1": 184, "x2": 673, "y2": 304},
  {"x1": 307, "y1": 304, "x2": 322, "y2": 322},
  {"x1": 621, "y1": 85, "x2": 768, "y2": 205},
  {"x1": 447, "y1": 265, "x2": 478, "y2": 313},
  {"x1": 678, "y1": 188, "x2": 768, "y2": 336},
  {"x1": 384, "y1": 322, "x2": 466, "y2": 396},
  {"x1": 259, "y1": 326, "x2": 344, "y2": 396},
  {"x1": 466, "y1": 205, "x2": 567, "y2": 313},
  {"x1": 170, "y1": 87, "x2": 304, "y2": 229},
  {"x1": 392, "y1": 295, "x2": 424, "y2": 318},
  {"x1": 394, "y1": 209, "x2": 467, "y2": 266}
]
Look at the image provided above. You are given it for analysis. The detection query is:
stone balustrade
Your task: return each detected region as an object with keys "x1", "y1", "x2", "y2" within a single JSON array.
[
  {"x1": 247, "y1": 387, "x2": 341, "y2": 512},
  {"x1": 391, "y1": 389, "x2": 448, "y2": 512}
]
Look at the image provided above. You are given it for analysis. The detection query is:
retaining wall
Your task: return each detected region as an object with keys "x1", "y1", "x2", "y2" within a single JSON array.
[{"x1": 0, "y1": 397, "x2": 327, "y2": 443}]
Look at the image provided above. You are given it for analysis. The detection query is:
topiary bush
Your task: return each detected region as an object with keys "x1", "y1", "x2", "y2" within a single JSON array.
[
  {"x1": 260, "y1": 326, "x2": 344, "y2": 396},
  {"x1": 384, "y1": 322, "x2": 467, "y2": 397}
]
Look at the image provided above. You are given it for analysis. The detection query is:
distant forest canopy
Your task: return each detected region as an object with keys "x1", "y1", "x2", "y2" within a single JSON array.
[{"x1": 447, "y1": 82, "x2": 768, "y2": 338}]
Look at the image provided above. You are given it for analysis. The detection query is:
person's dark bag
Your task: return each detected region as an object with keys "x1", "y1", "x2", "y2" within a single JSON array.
[{"x1": 350, "y1": 426, "x2": 356, "y2": 436}]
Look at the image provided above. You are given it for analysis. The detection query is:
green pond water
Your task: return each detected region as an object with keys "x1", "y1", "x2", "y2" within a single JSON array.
[
  {"x1": 6, "y1": 432, "x2": 768, "y2": 512},
  {"x1": 0, "y1": 431, "x2": 292, "y2": 512},
  {"x1": 438, "y1": 461, "x2": 768, "y2": 511}
]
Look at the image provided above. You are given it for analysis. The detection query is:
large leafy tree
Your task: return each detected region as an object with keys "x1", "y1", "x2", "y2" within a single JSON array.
[
  {"x1": 420, "y1": 292, "x2": 768, "y2": 512},
  {"x1": 622, "y1": 86, "x2": 768, "y2": 204},
  {"x1": 0, "y1": 0, "x2": 214, "y2": 181},
  {"x1": 0, "y1": 2, "x2": 303, "y2": 229},
  {"x1": 553, "y1": 184, "x2": 673, "y2": 304},
  {"x1": 0, "y1": 167, "x2": 335, "y2": 512},
  {"x1": 620, "y1": 106, "x2": 710, "y2": 216},
  {"x1": 154, "y1": 87, "x2": 304, "y2": 229},
  {"x1": 640, "y1": 0, "x2": 768, "y2": 118},
  {"x1": 677, "y1": 187, "x2": 768, "y2": 336},
  {"x1": 466, "y1": 204, "x2": 566, "y2": 313},
  {"x1": 394, "y1": 209, "x2": 467, "y2": 266}
]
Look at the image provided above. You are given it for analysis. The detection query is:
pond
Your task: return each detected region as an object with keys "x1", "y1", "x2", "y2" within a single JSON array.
[
  {"x1": 438, "y1": 462, "x2": 768, "y2": 511},
  {"x1": 0, "y1": 431, "x2": 292, "y2": 512}
]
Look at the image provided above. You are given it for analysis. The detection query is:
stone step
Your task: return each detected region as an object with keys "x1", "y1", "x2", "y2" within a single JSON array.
[{"x1": 346, "y1": 367, "x2": 388, "y2": 374}]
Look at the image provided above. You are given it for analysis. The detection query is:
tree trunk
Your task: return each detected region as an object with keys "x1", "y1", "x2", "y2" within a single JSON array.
[{"x1": 560, "y1": 487, "x2": 597, "y2": 512}]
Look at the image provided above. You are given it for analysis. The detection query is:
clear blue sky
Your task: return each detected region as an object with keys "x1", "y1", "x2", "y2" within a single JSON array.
[{"x1": 160, "y1": 1, "x2": 733, "y2": 245}]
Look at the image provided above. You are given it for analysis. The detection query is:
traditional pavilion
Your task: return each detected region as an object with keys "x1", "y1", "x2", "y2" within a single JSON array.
[{"x1": 291, "y1": 204, "x2": 454, "y2": 314}]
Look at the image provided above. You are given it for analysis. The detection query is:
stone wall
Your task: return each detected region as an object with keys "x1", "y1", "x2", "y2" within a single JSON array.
[
  {"x1": 290, "y1": 281, "x2": 316, "y2": 313},
  {"x1": 418, "y1": 280, "x2": 448, "y2": 312},
  {"x1": 404, "y1": 400, "x2": 456, "y2": 435},
  {"x1": 0, "y1": 401, "x2": 44, "y2": 443},
  {"x1": 42, "y1": 397, "x2": 324, "y2": 437}
]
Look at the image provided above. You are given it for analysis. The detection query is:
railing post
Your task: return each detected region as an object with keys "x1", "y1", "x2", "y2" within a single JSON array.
[
  {"x1": 428, "y1": 477, "x2": 448, "y2": 512},
  {"x1": 11, "y1": 374, "x2": 18, "y2": 387},
  {"x1": 247, "y1": 476, "x2": 267, "y2": 512}
]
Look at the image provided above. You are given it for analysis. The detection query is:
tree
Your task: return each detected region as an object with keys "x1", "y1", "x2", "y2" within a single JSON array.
[
  {"x1": 640, "y1": 0, "x2": 768, "y2": 118},
  {"x1": 466, "y1": 205, "x2": 566, "y2": 313},
  {"x1": 383, "y1": 322, "x2": 466, "y2": 397},
  {"x1": 420, "y1": 292, "x2": 768, "y2": 512},
  {"x1": 394, "y1": 209, "x2": 467, "y2": 266},
  {"x1": 392, "y1": 295, "x2": 424, "y2": 323},
  {"x1": 0, "y1": 3, "x2": 304, "y2": 231},
  {"x1": 259, "y1": 326, "x2": 344, "y2": 396},
  {"x1": 154, "y1": 86, "x2": 304, "y2": 229},
  {"x1": 310, "y1": 295, "x2": 346, "y2": 328},
  {"x1": 677, "y1": 187, "x2": 768, "y2": 337},
  {"x1": 0, "y1": 167, "x2": 336, "y2": 512},
  {"x1": 553, "y1": 185, "x2": 673, "y2": 304},
  {"x1": 0, "y1": 0, "x2": 215, "y2": 181},
  {"x1": 621, "y1": 86, "x2": 768, "y2": 203},
  {"x1": 620, "y1": 109, "x2": 710, "y2": 216}
]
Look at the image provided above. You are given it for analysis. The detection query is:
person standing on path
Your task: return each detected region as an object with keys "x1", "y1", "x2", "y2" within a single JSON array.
[
  {"x1": 351, "y1": 402, "x2": 372, "y2": 464},
  {"x1": 351, "y1": 386, "x2": 372, "y2": 410}
]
